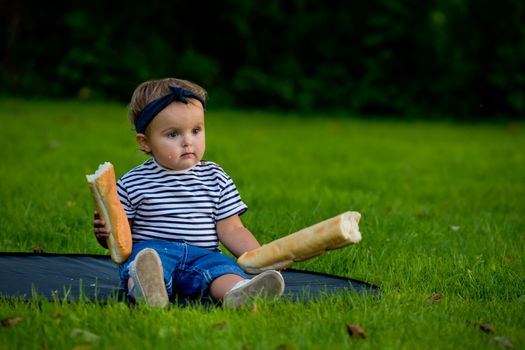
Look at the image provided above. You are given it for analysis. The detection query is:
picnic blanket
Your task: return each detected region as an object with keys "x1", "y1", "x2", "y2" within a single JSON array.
[{"x1": 0, "y1": 252, "x2": 379, "y2": 304}]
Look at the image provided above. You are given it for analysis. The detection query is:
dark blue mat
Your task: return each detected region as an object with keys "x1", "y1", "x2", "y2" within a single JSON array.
[{"x1": 0, "y1": 253, "x2": 379, "y2": 303}]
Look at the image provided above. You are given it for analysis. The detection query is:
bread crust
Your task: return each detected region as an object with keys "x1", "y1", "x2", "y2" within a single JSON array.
[
  {"x1": 237, "y1": 211, "x2": 361, "y2": 274},
  {"x1": 87, "y1": 163, "x2": 132, "y2": 263}
]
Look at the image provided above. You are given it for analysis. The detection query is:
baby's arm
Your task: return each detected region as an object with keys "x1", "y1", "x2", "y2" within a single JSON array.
[{"x1": 217, "y1": 214, "x2": 260, "y2": 258}]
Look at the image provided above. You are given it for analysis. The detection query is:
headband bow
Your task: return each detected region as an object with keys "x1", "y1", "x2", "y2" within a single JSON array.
[{"x1": 134, "y1": 85, "x2": 206, "y2": 133}]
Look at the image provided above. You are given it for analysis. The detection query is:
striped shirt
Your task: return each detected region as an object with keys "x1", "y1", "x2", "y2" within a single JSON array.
[{"x1": 117, "y1": 158, "x2": 247, "y2": 251}]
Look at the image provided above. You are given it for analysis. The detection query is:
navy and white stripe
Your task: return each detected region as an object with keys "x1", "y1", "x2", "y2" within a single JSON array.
[{"x1": 117, "y1": 158, "x2": 247, "y2": 251}]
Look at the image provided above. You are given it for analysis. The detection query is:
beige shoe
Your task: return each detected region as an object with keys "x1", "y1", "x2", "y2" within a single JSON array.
[
  {"x1": 223, "y1": 270, "x2": 285, "y2": 308},
  {"x1": 129, "y1": 248, "x2": 169, "y2": 308}
]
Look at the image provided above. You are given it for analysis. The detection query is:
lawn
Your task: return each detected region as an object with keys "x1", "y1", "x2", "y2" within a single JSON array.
[{"x1": 0, "y1": 98, "x2": 524, "y2": 349}]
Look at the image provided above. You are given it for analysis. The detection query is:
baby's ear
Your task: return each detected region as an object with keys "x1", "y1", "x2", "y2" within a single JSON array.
[{"x1": 135, "y1": 133, "x2": 151, "y2": 153}]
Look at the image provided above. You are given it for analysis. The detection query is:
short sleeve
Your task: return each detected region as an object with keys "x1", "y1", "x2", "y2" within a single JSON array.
[{"x1": 215, "y1": 175, "x2": 248, "y2": 221}]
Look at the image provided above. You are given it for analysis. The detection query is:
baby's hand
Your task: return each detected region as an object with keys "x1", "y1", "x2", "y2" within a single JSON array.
[{"x1": 93, "y1": 210, "x2": 111, "y2": 241}]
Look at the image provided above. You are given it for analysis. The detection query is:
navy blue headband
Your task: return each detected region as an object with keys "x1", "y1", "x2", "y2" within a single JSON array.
[{"x1": 135, "y1": 85, "x2": 206, "y2": 133}]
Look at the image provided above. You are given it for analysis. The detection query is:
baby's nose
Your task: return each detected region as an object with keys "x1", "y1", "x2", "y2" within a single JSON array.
[{"x1": 182, "y1": 134, "x2": 192, "y2": 146}]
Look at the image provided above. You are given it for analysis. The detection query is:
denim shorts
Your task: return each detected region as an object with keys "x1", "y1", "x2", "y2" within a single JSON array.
[{"x1": 118, "y1": 240, "x2": 249, "y2": 299}]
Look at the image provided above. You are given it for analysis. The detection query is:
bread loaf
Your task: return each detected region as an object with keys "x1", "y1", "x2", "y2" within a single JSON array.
[
  {"x1": 86, "y1": 162, "x2": 132, "y2": 263},
  {"x1": 237, "y1": 211, "x2": 361, "y2": 274}
]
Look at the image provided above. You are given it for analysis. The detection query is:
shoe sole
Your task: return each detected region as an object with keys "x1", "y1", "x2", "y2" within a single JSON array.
[
  {"x1": 133, "y1": 248, "x2": 169, "y2": 308},
  {"x1": 223, "y1": 270, "x2": 285, "y2": 308}
]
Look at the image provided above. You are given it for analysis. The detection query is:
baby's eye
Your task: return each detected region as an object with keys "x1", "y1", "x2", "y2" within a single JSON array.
[
  {"x1": 167, "y1": 131, "x2": 178, "y2": 138},
  {"x1": 192, "y1": 128, "x2": 201, "y2": 135}
]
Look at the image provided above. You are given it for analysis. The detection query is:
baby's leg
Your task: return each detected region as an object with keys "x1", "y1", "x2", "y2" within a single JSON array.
[
  {"x1": 209, "y1": 273, "x2": 244, "y2": 300},
  {"x1": 176, "y1": 244, "x2": 284, "y2": 305}
]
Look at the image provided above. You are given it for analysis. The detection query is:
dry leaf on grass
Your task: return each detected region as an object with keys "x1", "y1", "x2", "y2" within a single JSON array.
[
  {"x1": 479, "y1": 323, "x2": 496, "y2": 334},
  {"x1": 428, "y1": 292, "x2": 443, "y2": 303},
  {"x1": 346, "y1": 324, "x2": 368, "y2": 339},
  {"x1": 33, "y1": 244, "x2": 45, "y2": 253},
  {"x1": 466, "y1": 320, "x2": 498, "y2": 335},
  {"x1": 1, "y1": 316, "x2": 23, "y2": 327},
  {"x1": 490, "y1": 336, "x2": 515, "y2": 348}
]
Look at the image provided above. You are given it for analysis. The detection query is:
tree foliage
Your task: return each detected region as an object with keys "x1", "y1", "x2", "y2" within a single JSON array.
[{"x1": 1, "y1": 0, "x2": 523, "y2": 118}]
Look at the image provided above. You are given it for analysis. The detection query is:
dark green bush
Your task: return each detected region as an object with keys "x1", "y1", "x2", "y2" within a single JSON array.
[{"x1": 1, "y1": 0, "x2": 523, "y2": 119}]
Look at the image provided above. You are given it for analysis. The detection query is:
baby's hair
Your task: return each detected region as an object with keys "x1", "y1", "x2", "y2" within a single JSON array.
[{"x1": 128, "y1": 78, "x2": 208, "y2": 128}]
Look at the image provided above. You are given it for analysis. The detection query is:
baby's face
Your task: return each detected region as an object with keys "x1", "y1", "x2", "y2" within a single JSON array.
[{"x1": 137, "y1": 99, "x2": 205, "y2": 171}]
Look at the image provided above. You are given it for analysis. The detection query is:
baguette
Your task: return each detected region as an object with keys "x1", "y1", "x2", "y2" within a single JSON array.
[
  {"x1": 237, "y1": 211, "x2": 361, "y2": 274},
  {"x1": 86, "y1": 162, "x2": 132, "y2": 264}
]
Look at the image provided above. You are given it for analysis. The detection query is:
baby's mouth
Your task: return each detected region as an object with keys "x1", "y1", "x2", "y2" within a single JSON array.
[{"x1": 181, "y1": 152, "x2": 195, "y2": 158}]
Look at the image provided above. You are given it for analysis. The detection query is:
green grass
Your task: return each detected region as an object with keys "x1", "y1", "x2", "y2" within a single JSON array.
[{"x1": 0, "y1": 98, "x2": 524, "y2": 349}]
